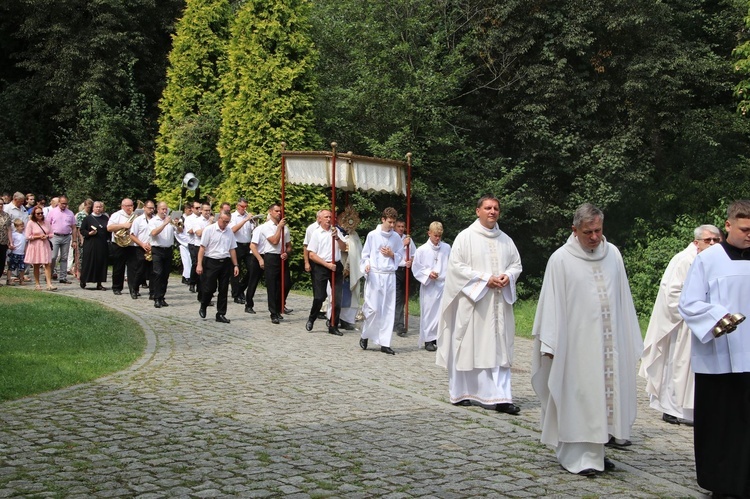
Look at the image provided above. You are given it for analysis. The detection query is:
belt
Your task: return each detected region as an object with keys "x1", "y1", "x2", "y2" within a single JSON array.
[
  {"x1": 206, "y1": 256, "x2": 230, "y2": 262},
  {"x1": 53, "y1": 232, "x2": 71, "y2": 236},
  {"x1": 371, "y1": 268, "x2": 396, "y2": 274}
]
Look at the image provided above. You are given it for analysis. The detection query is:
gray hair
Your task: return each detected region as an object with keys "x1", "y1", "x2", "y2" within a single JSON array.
[
  {"x1": 572, "y1": 203, "x2": 604, "y2": 228},
  {"x1": 693, "y1": 224, "x2": 721, "y2": 240},
  {"x1": 727, "y1": 200, "x2": 750, "y2": 220},
  {"x1": 13, "y1": 191, "x2": 24, "y2": 201}
]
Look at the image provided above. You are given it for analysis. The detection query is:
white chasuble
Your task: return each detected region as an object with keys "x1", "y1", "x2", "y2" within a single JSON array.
[{"x1": 531, "y1": 234, "x2": 642, "y2": 447}]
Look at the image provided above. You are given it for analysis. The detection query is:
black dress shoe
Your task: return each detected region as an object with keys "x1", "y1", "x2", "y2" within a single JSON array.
[
  {"x1": 577, "y1": 468, "x2": 597, "y2": 477},
  {"x1": 160, "y1": 300, "x2": 169, "y2": 307},
  {"x1": 605, "y1": 437, "x2": 632, "y2": 448},
  {"x1": 189, "y1": 284, "x2": 196, "y2": 293},
  {"x1": 380, "y1": 346, "x2": 396, "y2": 355},
  {"x1": 339, "y1": 320, "x2": 356, "y2": 331},
  {"x1": 662, "y1": 413, "x2": 680, "y2": 425},
  {"x1": 245, "y1": 306, "x2": 256, "y2": 314},
  {"x1": 396, "y1": 329, "x2": 408, "y2": 337},
  {"x1": 80, "y1": 282, "x2": 86, "y2": 289},
  {"x1": 425, "y1": 341, "x2": 437, "y2": 352},
  {"x1": 154, "y1": 300, "x2": 162, "y2": 308},
  {"x1": 59, "y1": 279, "x2": 71, "y2": 284},
  {"x1": 328, "y1": 326, "x2": 343, "y2": 336},
  {"x1": 283, "y1": 307, "x2": 293, "y2": 314},
  {"x1": 182, "y1": 277, "x2": 189, "y2": 285},
  {"x1": 271, "y1": 316, "x2": 280, "y2": 324},
  {"x1": 199, "y1": 307, "x2": 206, "y2": 319},
  {"x1": 306, "y1": 320, "x2": 314, "y2": 332},
  {"x1": 453, "y1": 400, "x2": 472, "y2": 406},
  {"x1": 96, "y1": 284, "x2": 107, "y2": 291},
  {"x1": 359, "y1": 338, "x2": 368, "y2": 350},
  {"x1": 317, "y1": 312, "x2": 327, "y2": 320},
  {"x1": 234, "y1": 296, "x2": 246, "y2": 304},
  {"x1": 603, "y1": 458, "x2": 615, "y2": 470},
  {"x1": 113, "y1": 290, "x2": 122, "y2": 295},
  {"x1": 496, "y1": 403, "x2": 521, "y2": 415},
  {"x1": 276, "y1": 314, "x2": 284, "y2": 321},
  {"x1": 130, "y1": 291, "x2": 138, "y2": 299},
  {"x1": 216, "y1": 314, "x2": 230, "y2": 323}
]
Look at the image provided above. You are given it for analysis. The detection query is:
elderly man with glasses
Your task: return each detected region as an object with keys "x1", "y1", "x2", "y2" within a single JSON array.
[{"x1": 640, "y1": 224, "x2": 723, "y2": 428}]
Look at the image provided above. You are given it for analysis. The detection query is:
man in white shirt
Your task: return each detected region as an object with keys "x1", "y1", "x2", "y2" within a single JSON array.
[
  {"x1": 229, "y1": 198, "x2": 255, "y2": 305},
  {"x1": 197, "y1": 213, "x2": 239, "y2": 323},
  {"x1": 149, "y1": 202, "x2": 179, "y2": 308},
  {"x1": 128, "y1": 200, "x2": 155, "y2": 299},
  {"x1": 251, "y1": 203, "x2": 292, "y2": 324},
  {"x1": 186, "y1": 203, "x2": 213, "y2": 300},
  {"x1": 306, "y1": 209, "x2": 347, "y2": 335},
  {"x1": 679, "y1": 200, "x2": 750, "y2": 497},
  {"x1": 106, "y1": 198, "x2": 136, "y2": 296},
  {"x1": 4, "y1": 192, "x2": 28, "y2": 226},
  {"x1": 175, "y1": 203, "x2": 193, "y2": 285}
]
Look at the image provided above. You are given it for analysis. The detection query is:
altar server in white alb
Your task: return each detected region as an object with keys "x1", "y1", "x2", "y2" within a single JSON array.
[
  {"x1": 358, "y1": 207, "x2": 404, "y2": 355},
  {"x1": 411, "y1": 221, "x2": 450, "y2": 352},
  {"x1": 531, "y1": 203, "x2": 642, "y2": 477},
  {"x1": 639, "y1": 224, "x2": 722, "y2": 426},
  {"x1": 436, "y1": 195, "x2": 522, "y2": 415},
  {"x1": 679, "y1": 200, "x2": 750, "y2": 498}
]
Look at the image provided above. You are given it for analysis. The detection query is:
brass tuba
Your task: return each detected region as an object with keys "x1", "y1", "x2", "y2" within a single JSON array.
[{"x1": 114, "y1": 201, "x2": 144, "y2": 247}]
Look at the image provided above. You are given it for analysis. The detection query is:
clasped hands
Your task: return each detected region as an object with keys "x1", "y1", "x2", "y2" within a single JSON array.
[{"x1": 487, "y1": 274, "x2": 509, "y2": 289}]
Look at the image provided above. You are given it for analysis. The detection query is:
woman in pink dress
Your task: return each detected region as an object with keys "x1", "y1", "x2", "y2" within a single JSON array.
[{"x1": 24, "y1": 207, "x2": 57, "y2": 291}]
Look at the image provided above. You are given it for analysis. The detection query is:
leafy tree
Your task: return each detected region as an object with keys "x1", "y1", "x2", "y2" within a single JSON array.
[
  {"x1": 154, "y1": 0, "x2": 232, "y2": 207},
  {"x1": 217, "y1": 0, "x2": 327, "y2": 284}
]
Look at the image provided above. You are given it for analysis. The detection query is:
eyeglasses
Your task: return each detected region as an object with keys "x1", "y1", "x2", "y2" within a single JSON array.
[{"x1": 700, "y1": 237, "x2": 721, "y2": 244}]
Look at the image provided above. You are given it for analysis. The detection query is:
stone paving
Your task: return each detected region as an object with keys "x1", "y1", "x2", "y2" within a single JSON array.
[{"x1": 1, "y1": 275, "x2": 706, "y2": 498}]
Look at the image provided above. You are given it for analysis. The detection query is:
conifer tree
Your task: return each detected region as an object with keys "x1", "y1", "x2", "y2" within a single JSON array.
[
  {"x1": 218, "y1": 0, "x2": 327, "y2": 277},
  {"x1": 154, "y1": 0, "x2": 232, "y2": 206}
]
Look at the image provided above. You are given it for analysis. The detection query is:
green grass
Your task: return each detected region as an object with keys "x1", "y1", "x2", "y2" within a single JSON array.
[{"x1": 0, "y1": 287, "x2": 146, "y2": 402}]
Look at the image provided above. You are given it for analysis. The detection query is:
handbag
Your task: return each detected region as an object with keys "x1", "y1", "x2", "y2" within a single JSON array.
[{"x1": 36, "y1": 221, "x2": 53, "y2": 250}]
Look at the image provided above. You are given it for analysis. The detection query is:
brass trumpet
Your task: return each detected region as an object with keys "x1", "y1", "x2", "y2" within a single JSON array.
[{"x1": 712, "y1": 313, "x2": 746, "y2": 338}]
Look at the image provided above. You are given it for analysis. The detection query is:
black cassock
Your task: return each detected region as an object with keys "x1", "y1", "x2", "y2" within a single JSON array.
[{"x1": 80, "y1": 213, "x2": 110, "y2": 284}]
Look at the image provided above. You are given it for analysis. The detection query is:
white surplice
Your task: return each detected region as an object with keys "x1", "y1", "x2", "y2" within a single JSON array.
[
  {"x1": 640, "y1": 243, "x2": 697, "y2": 420},
  {"x1": 411, "y1": 239, "x2": 451, "y2": 347},
  {"x1": 359, "y1": 227, "x2": 404, "y2": 347},
  {"x1": 531, "y1": 233, "x2": 642, "y2": 473},
  {"x1": 436, "y1": 220, "x2": 522, "y2": 405}
]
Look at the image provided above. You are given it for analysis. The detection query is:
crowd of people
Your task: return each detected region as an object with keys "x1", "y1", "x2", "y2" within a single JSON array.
[{"x1": 4, "y1": 188, "x2": 750, "y2": 495}]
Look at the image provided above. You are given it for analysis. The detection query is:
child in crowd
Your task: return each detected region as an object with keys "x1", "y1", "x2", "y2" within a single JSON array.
[{"x1": 7, "y1": 218, "x2": 27, "y2": 285}]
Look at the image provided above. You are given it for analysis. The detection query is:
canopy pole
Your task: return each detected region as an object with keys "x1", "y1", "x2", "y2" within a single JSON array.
[
  {"x1": 330, "y1": 142, "x2": 338, "y2": 329},
  {"x1": 280, "y1": 142, "x2": 287, "y2": 315},
  {"x1": 404, "y1": 152, "x2": 412, "y2": 331}
]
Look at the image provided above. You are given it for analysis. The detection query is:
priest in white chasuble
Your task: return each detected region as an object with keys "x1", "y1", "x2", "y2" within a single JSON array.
[
  {"x1": 531, "y1": 203, "x2": 642, "y2": 477},
  {"x1": 436, "y1": 195, "x2": 523, "y2": 415},
  {"x1": 679, "y1": 200, "x2": 750, "y2": 498},
  {"x1": 639, "y1": 224, "x2": 722, "y2": 426}
]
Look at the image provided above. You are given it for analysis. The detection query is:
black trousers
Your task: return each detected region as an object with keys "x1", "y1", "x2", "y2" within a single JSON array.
[
  {"x1": 110, "y1": 244, "x2": 136, "y2": 293},
  {"x1": 694, "y1": 372, "x2": 750, "y2": 496},
  {"x1": 263, "y1": 253, "x2": 291, "y2": 316},
  {"x1": 0, "y1": 244, "x2": 7, "y2": 276},
  {"x1": 150, "y1": 246, "x2": 172, "y2": 301},
  {"x1": 200, "y1": 257, "x2": 232, "y2": 315},
  {"x1": 231, "y1": 242, "x2": 252, "y2": 298},
  {"x1": 132, "y1": 247, "x2": 150, "y2": 291},
  {"x1": 188, "y1": 244, "x2": 203, "y2": 297},
  {"x1": 244, "y1": 256, "x2": 263, "y2": 307},
  {"x1": 308, "y1": 261, "x2": 343, "y2": 323},
  {"x1": 394, "y1": 266, "x2": 407, "y2": 330}
]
